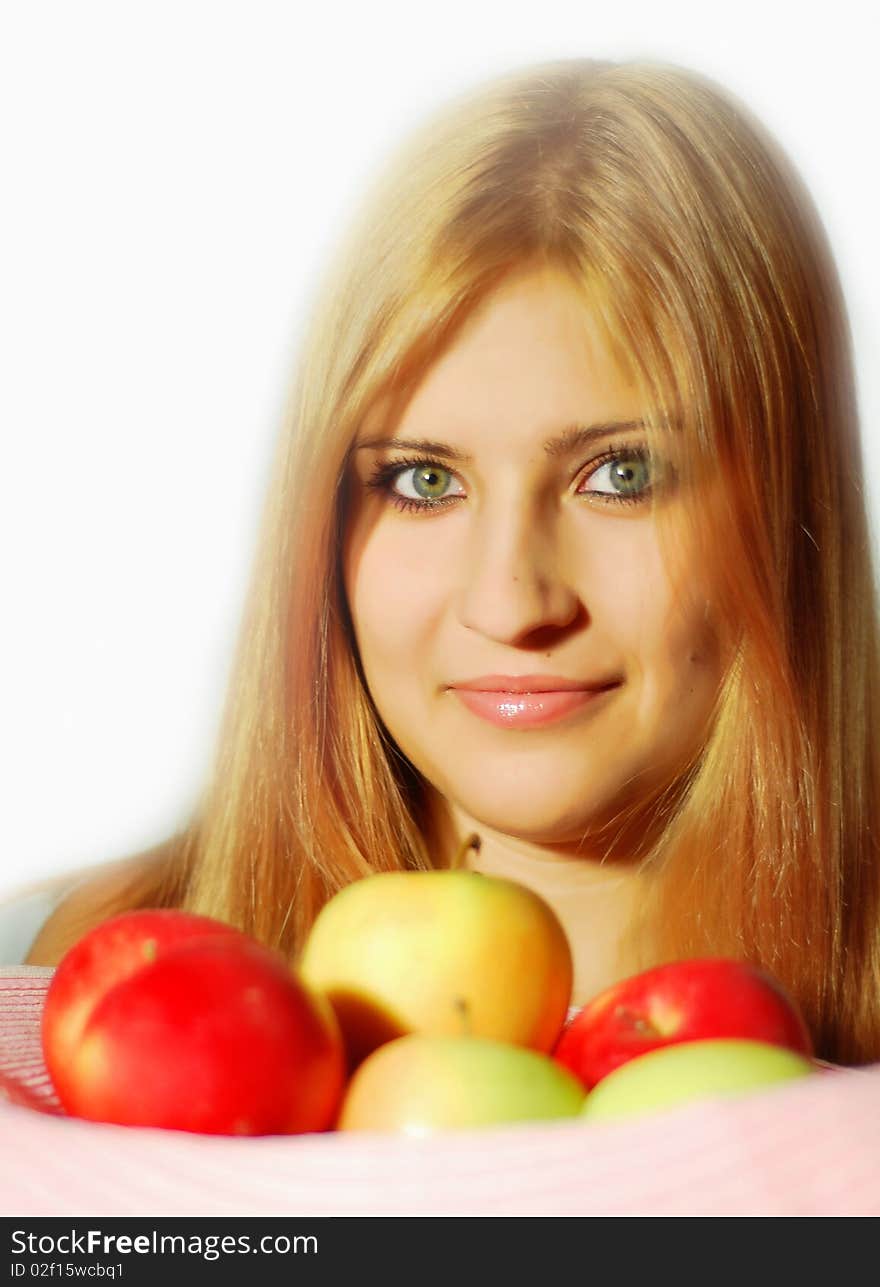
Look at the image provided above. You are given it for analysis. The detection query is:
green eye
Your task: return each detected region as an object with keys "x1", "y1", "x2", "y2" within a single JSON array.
[
  {"x1": 364, "y1": 456, "x2": 464, "y2": 514},
  {"x1": 410, "y1": 465, "x2": 453, "y2": 500},
  {"x1": 582, "y1": 450, "x2": 653, "y2": 501}
]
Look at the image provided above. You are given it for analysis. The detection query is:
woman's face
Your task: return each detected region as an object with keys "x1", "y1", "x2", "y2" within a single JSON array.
[{"x1": 342, "y1": 264, "x2": 726, "y2": 850}]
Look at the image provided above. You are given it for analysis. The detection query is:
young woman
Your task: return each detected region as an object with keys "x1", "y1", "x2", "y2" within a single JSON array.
[{"x1": 23, "y1": 57, "x2": 880, "y2": 1066}]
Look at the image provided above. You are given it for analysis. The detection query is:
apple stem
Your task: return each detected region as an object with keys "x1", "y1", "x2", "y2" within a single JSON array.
[
  {"x1": 454, "y1": 997, "x2": 472, "y2": 1036},
  {"x1": 451, "y1": 832, "x2": 481, "y2": 871}
]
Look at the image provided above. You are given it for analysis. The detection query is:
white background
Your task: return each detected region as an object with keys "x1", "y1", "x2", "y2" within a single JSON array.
[{"x1": 1, "y1": 1, "x2": 877, "y2": 899}]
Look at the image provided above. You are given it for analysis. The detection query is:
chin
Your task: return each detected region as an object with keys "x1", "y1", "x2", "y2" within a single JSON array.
[{"x1": 442, "y1": 782, "x2": 624, "y2": 847}]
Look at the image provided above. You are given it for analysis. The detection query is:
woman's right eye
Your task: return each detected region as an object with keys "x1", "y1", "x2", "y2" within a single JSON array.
[{"x1": 365, "y1": 458, "x2": 464, "y2": 514}]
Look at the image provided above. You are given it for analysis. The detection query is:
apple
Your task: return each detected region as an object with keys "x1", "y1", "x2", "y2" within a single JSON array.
[
  {"x1": 300, "y1": 836, "x2": 573, "y2": 1067},
  {"x1": 338, "y1": 1034, "x2": 585, "y2": 1133},
  {"x1": 43, "y1": 911, "x2": 346, "y2": 1135},
  {"x1": 581, "y1": 1038, "x2": 815, "y2": 1122},
  {"x1": 42, "y1": 908, "x2": 249, "y2": 1107},
  {"x1": 555, "y1": 958, "x2": 813, "y2": 1089}
]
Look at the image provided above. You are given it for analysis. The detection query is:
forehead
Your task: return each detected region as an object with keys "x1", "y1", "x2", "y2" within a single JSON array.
[{"x1": 357, "y1": 265, "x2": 645, "y2": 452}]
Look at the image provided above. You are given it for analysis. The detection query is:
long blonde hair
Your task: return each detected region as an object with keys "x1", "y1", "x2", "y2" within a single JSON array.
[{"x1": 110, "y1": 58, "x2": 880, "y2": 1064}]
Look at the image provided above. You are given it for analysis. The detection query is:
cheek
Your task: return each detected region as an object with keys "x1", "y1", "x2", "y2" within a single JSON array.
[
  {"x1": 343, "y1": 523, "x2": 445, "y2": 664},
  {"x1": 648, "y1": 592, "x2": 726, "y2": 727},
  {"x1": 614, "y1": 537, "x2": 722, "y2": 698},
  {"x1": 595, "y1": 536, "x2": 679, "y2": 651}
]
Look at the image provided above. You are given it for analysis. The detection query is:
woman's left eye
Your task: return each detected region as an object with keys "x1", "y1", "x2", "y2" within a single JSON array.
[{"x1": 578, "y1": 447, "x2": 655, "y2": 504}]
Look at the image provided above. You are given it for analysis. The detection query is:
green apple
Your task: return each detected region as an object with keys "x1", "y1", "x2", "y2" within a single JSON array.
[
  {"x1": 300, "y1": 836, "x2": 572, "y2": 1067},
  {"x1": 581, "y1": 1038, "x2": 815, "y2": 1123},
  {"x1": 338, "y1": 1034, "x2": 586, "y2": 1133}
]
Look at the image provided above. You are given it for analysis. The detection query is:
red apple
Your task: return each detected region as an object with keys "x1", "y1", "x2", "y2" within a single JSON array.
[
  {"x1": 43, "y1": 910, "x2": 346, "y2": 1135},
  {"x1": 555, "y1": 958, "x2": 813, "y2": 1090},
  {"x1": 42, "y1": 908, "x2": 247, "y2": 1107}
]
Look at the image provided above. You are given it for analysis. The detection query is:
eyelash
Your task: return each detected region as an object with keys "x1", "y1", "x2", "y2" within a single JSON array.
[{"x1": 364, "y1": 441, "x2": 664, "y2": 515}]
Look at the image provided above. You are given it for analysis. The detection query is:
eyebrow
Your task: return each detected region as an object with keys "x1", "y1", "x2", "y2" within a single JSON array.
[{"x1": 353, "y1": 419, "x2": 666, "y2": 463}]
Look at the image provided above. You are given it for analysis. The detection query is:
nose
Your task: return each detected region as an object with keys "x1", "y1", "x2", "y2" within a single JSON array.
[{"x1": 455, "y1": 496, "x2": 581, "y2": 645}]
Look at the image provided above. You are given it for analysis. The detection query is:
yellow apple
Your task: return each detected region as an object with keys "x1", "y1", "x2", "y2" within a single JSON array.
[
  {"x1": 581, "y1": 1038, "x2": 815, "y2": 1123},
  {"x1": 299, "y1": 838, "x2": 573, "y2": 1067},
  {"x1": 338, "y1": 1034, "x2": 585, "y2": 1133}
]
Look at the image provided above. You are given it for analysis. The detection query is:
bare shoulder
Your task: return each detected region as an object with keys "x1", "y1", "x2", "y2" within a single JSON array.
[{"x1": 24, "y1": 855, "x2": 158, "y2": 967}]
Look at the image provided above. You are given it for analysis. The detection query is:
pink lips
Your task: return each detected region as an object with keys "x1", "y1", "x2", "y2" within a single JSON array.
[{"x1": 449, "y1": 675, "x2": 621, "y2": 729}]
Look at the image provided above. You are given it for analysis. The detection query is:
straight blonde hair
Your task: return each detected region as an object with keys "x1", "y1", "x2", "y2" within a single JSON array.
[{"x1": 102, "y1": 58, "x2": 880, "y2": 1064}]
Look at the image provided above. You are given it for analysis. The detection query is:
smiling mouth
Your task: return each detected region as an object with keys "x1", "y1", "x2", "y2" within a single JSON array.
[{"x1": 450, "y1": 682, "x2": 621, "y2": 730}]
